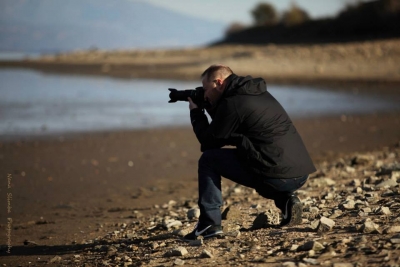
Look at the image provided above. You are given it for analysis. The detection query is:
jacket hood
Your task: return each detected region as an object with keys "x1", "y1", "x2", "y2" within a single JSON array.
[{"x1": 224, "y1": 74, "x2": 267, "y2": 97}]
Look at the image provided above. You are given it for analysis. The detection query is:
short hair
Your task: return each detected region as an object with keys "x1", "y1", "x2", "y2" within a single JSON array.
[{"x1": 201, "y1": 64, "x2": 233, "y2": 81}]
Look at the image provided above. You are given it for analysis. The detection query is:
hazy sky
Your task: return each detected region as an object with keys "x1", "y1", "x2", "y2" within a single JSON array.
[{"x1": 132, "y1": 0, "x2": 371, "y2": 24}]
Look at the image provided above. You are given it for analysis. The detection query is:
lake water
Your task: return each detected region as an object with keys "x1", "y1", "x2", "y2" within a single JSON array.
[{"x1": 0, "y1": 68, "x2": 399, "y2": 140}]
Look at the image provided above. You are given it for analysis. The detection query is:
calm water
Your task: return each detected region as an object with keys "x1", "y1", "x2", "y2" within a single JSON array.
[{"x1": 0, "y1": 69, "x2": 399, "y2": 140}]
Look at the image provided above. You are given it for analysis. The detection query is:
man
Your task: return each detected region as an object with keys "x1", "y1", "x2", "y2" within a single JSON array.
[{"x1": 184, "y1": 64, "x2": 316, "y2": 240}]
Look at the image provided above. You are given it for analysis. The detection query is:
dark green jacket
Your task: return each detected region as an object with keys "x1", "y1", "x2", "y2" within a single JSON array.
[{"x1": 190, "y1": 74, "x2": 316, "y2": 178}]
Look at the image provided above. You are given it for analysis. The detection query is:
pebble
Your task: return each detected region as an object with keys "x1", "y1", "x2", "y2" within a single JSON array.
[{"x1": 200, "y1": 249, "x2": 214, "y2": 258}]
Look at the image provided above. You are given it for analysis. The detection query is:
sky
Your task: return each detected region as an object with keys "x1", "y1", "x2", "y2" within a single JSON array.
[{"x1": 132, "y1": 0, "x2": 372, "y2": 25}]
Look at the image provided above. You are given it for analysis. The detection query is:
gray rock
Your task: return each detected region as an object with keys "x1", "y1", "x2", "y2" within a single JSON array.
[
  {"x1": 187, "y1": 208, "x2": 200, "y2": 220},
  {"x1": 189, "y1": 239, "x2": 203, "y2": 246}
]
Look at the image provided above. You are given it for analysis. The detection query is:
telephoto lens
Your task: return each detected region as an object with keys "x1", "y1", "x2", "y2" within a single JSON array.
[{"x1": 168, "y1": 87, "x2": 208, "y2": 107}]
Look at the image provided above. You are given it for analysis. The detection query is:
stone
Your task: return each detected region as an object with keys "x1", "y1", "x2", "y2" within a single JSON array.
[
  {"x1": 167, "y1": 247, "x2": 188, "y2": 257},
  {"x1": 351, "y1": 155, "x2": 374, "y2": 165},
  {"x1": 200, "y1": 249, "x2": 214, "y2": 258},
  {"x1": 383, "y1": 226, "x2": 400, "y2": 234},
  {"x1": 318, "y1": 217, "x2": 335, "y2": 232},
  {"x1": 333, "y1": 263, "x2": 354, "y2": 267},
  {"x1": 282, "y1": 262, "x2": 297, "y2": 267},
  {"x1": 340, "y1": 199, "x2": 355, "y2": 210},
  {"x1": 49, "y1": 256, "x2": 62, "y2": 263},
  {"x1": 174, "y1": 259, "x2": 185, "y2": 266},
  {"x1": 375, "y1": 206, "x2": 391, "y2": 215},
  {"x1": 298, "y1": 240, "x2": 325, "y2": 252},
  {"x1": 164, "y1": 220, "x2": 182, "y2": 230},
  {"x1": 376, "y1": 179, "x2": 397, "y2": 188},
  {"x1": 187, "y1": 208, "x2": 200, "y2": 220},
  {"x1": 189, "y1": 239, "x2": 203, "y2": 246},
  {"x1": 358, "y1": 218, "x2": 380, "y2": 234}
]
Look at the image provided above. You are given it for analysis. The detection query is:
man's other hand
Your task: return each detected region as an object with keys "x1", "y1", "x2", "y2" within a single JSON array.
[{"x1": 188, "y1": 97, "x2": 198, "y2": 110}]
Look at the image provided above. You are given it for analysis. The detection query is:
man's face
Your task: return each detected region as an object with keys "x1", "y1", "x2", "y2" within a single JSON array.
[{"x1": 202, "y1": 76, "x2": 223, "y2": 107}]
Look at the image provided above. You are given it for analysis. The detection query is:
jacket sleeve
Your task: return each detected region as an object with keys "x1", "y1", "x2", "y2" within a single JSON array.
[{"x1": 190, "y1": 99, "x2": 240, "y2": 151}]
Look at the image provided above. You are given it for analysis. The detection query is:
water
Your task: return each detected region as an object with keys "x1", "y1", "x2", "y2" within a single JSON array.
[{"x1": 0, "y1": 69, "x2": 399, "y2": 140}]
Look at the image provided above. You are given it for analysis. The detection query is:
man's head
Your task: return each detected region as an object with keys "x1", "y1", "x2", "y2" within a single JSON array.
[{"x1": 201, "y1": 65, "x2": 233, "y2": 106}]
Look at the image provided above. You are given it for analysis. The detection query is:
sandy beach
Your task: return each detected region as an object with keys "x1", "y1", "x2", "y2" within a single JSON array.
[{"x1": 1, "y1": 39, "x2": 400, "y2": 266}]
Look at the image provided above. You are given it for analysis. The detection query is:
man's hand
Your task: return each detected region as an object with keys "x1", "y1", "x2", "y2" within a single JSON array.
[{"x1": 188, "y1": 97, "x2": 198, "y2": 110}]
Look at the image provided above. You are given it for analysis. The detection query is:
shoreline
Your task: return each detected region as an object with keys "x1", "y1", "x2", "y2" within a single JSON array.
[{"x1": 1, "y1": 38, "x2": 400, "y2": 86}]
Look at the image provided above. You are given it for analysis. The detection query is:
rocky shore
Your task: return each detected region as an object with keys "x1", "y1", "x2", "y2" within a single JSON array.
[{"x1": 4, "y1": 144, "x2": 399, "y2": 267}]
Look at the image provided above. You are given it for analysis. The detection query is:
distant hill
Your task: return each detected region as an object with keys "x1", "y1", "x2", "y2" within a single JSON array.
[
  {"x1": 0, "y1": 0, "x2": 226, "y2": 53},
  {"x1": 215, "y1": 0, "x2": 400, "y2": 45}
]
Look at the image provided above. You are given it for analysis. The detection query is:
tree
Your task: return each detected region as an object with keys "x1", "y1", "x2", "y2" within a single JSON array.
[
  {"x1": 225, "y1": 22, "x2": 247, "y2": 36},
  {"x1": 282, "y1": 3, "x2": 310, "y2": 27},
  {"x1": 251, "y1": 3, "x2": 278, "y2": 26}
]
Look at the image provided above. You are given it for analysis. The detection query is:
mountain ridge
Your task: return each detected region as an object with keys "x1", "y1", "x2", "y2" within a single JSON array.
[{"x1": 0, "y1": 0, "x2": 226, "y2": 52}]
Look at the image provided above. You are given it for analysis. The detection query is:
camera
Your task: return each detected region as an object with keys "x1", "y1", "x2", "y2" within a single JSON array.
[{"x1": 168, "y1": 87, "x2": 210, "y2": 108}]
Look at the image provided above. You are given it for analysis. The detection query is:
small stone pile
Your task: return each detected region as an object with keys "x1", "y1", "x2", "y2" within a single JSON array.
[{"x1": 47, "y1": 144, "x2": 400, "y2": 266}]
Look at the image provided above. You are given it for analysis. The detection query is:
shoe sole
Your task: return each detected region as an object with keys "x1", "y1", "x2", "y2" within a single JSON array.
[
  {"x1": 203, "y1": 230, "x2": 223, "y2": 239},
  {"x1": 286, "y1": 202, "x2": 302, "y2": 226}
]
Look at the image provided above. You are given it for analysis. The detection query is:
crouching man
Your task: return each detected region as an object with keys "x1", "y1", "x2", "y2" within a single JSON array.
[{"x1": 184, "y1": 65, "x2": 316, "y2": 240}]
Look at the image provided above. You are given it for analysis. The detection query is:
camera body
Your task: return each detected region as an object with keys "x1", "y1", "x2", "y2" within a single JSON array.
[{"x1": 168, "y1": 87, "x2": 210, "y2": 108}]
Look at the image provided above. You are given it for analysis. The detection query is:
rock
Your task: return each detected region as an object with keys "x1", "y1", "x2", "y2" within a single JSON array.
[
  {"x1": 174, "y1": 259, "x2": 185, "y2": 265},
  {"x1": 333, "y1": 263, "x2": 354, "y2": 267},
  {"x1": 187, "y1": 208, "x2": 200, "y2": 220},
  {"x1": 107, "y1": 246, "x2": 118, "y2": 256},
  {"x1": 303, "y1": 258, "x2": 319, "y2": 265},
  {"x1": 308, "y1": 177, "x2": 336, "y2": 187},
  {"x1": 282, "y1": 262, "x2": 297, "y2": 267},
  {"x1": 351, "y1": 155, "x2": 374, "y2": 165},
  {"x1": 225, "y1": 230, "x2": 241, "y2": 237},
  {"x1": 375, "y1": 206, "x2": 391, "y2": 215},
  {"x1": 390, "y1": 238, "x2": 400, "y2": 244},
  {"x1": 189, "y1": 239, "x2": 203, "y2": 246},
  {"x1": 318, "y1": 217, "x2": 335, "y2": 232},
  {"x1": 298, "y1": 241, "x2": 325, "y2": 252},
  {"x1": 357, "y1": 218, "x2": 381, "y2": 234},
  {"x1": 49, "y1": 256, "x2": 62, "y2": 263},
  {"x1": 329, "y1": 209, "x2": 343, "y2": 219},
  {"x1": 252, "y1": 209, "x2": 279, "y2": 229},
  {"x1": 164, "y1": 220, "x2": 182, "y2": 230},
  {"x1": 376, "y1": 179, "x2": 397, "y2": 188},
  {"x1": 383, "y1": 226, "x2": 400, "y2": 234},
  {"x1": 340, "y1": 199, "x2": 355, "y2": 210},
  {"x1": 166, "y1": 247, "x2": 188, "y2": 257},
  {"x1": 200, "y1": 249, "x2": 214, "y2": 258}
]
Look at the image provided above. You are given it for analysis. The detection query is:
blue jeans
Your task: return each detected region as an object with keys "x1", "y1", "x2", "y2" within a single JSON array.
[{"x1": 198, "y1": 148, "x2": 308, "y2": 226}]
